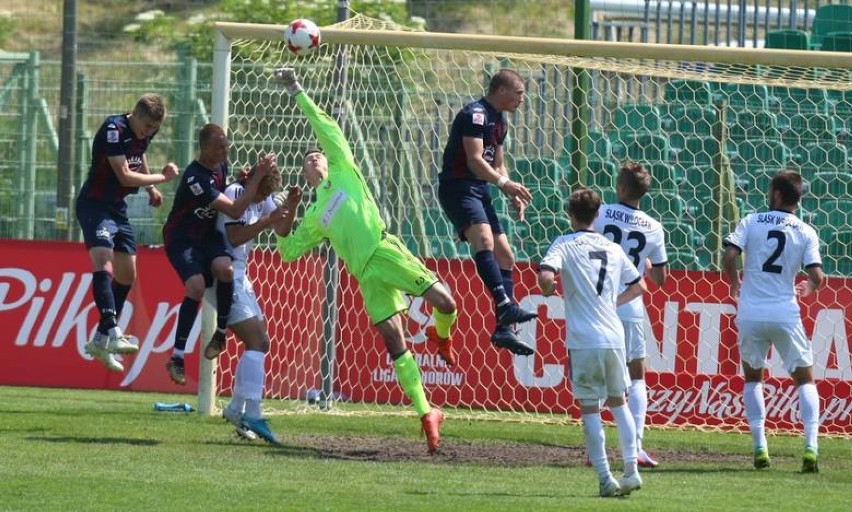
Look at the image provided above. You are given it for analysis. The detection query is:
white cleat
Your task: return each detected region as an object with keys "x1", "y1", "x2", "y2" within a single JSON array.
[
  {"x1": 599, "y1": 475, "x2": 622, "y2": 498},
  {"x1": 619, "y1": 472, "x2": 643, "y2": 496},
  {"x1": 85, "y1": 342, "x2": 124, "y2": 372},
  {"x1": 107, "y1": 334, "x2": 139, "y2": 354},
  {"x1": 222, "y1": 405, "x2": 258, "y2": 441}
]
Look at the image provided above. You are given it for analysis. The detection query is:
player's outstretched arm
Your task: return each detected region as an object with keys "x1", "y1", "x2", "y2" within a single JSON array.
[{"x1": 274, "y1": 67, "x2": 355, "y2": 171}]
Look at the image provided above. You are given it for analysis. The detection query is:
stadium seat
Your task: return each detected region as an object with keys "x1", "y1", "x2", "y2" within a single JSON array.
[
  {"x1": 719, "y1": 83, "x2": 771, "y2": 111},
  {"x1": 663, "y1": 221, "x2": 706, "y2": 252},
  {"x1": 626, "y1": 133, "x2": 672, "y2": 163},
  {"x1": 611, "y1": 103, "x2": 663, "y2": 146},
  {"x1": 529, "y1": 185, "x2": 565, "y2": 215},
  {"x1": 772, "y1": 87, "x2": 831, "y2": 116},
  {"x1": 827, "y1": 230, "x2": 852, "y2": 275},
  {"x1": 734, "y1": 139, "x2": 790, "y2": 172},
  {"x1": 513, "y1": 157, "x2": 564, "y2": 189},
  {"x1": 680, "y1": 135, "x2": 728, "y2": 167},
  {"x1": 665, "y1": 79, "x2": 713, "y2": 105},
  {"x1": 787, "y1": 114, "x2": 844, "y2": 162},
  {"x1": 525, "y1": 213, "x2": 571, "y2": 244},
  {"x1": 801, "y1": 142, "x2": 850, "y2": 176},
  {"x1": 811, "y1": 4, "x2": 852, "y2": 49},
  {"x1": 765, "y1": 29, "x2": 810, "y2": 50},
  {"x1": 641, "y1": 191, "x2": 688, "y2": 222},
  {"x1": 667, "y1": 249, "x2": 703, "y2": 270},
  {"x1": 644, "y1": 161, "x2": 683, "y2": 193},
  {"x1": 820, "y1": 200, "x2": 852, "y2": 232},
  {"x1": 669, "y1": 105, "x2": 717, "y2": 150},
  {"x1": 562, "y1": 130, "x2": 613, "y2": 163},
  {"x1": 428, "y1": 236, "x2": 459, "y2": 259},
  {"x1": 730, "y1": 110, "x2": 780, "y2": 143},
  {"x1": 808, "y1": 171, "x2": 852, "y2": 198},
  {"x1": 421, "y1": 207, "x2": 455, "y2": 237},
  {"x1": 821, "y1": 31, "x2": 852, "y2": 52},
  {"x1": 586, "y1": 159, "x2": 617, "y2": 189}
]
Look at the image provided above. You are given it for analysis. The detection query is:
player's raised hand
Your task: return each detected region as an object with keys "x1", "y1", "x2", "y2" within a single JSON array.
[
  {"x1": 252, "y1": 153, "x2": 276, "y2": 179},
  {"x1": 502, "y1": 179, "x2": 533, "y2": 204},
  {"x1": 285, "y1": 185, "x2": 303, "y2": 209},
  {"x1": 161, "y1": 162, "x2": 179, "y2": 182},
  {"x1": 274, "y1": 67, "x2": 303, "y2": 95},
  {"x1": 511, "y1": 195, "x2": 527, "y2": 222}
]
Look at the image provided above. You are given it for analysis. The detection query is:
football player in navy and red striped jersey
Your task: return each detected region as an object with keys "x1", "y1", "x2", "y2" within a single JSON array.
[
  {"x1": 437, "y1": 69, "x2": 537, "y2": 357},
  {"x1": 75, "y1": 93, "x2": 180, "y2": 373},
  {"x1": 161, "y1": 123, "x2": 274, "y2": 385}
]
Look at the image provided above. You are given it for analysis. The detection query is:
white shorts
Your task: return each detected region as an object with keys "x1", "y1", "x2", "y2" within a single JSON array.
[
  {"x1": 204, "y1": 275, "x2": 264, "y2": 326},
  {"x1": 736, "y1": 319, "x2": 813, "y2": 374},
  {"x1": 621, "y1": 320, "x2": 646, "y2": 362},
  {"x1": 569, "y1": 348, "x2": 630, "y2": 401}
]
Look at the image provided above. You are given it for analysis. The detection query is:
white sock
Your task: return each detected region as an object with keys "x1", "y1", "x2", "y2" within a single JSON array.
[
  {"x1": 627, "y1": 379, "x2": 648, "y2": 451},
  {"x1": 235, "y1": 350, "x2": 266, "y2": 419},
  {"x1": 743, "y1": 382, "x2": 767, "y2": 450},
  {"x1": 228, "y1": 356, "x2": 248, "y2": 413},
  {"x1": 582, "y1": 412, "x2": 611, "y2": 482},
  {"x1": 610, "y1": 404, "x2": 639, "y2": 476},
  {"x1": 798, "y1": 383, "x2": 820, "y2": 451}
]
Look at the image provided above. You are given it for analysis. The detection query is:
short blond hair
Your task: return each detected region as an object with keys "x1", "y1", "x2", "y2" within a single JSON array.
[{"x1": 134, "y1": 93, "x2": 166, "y2": 121}]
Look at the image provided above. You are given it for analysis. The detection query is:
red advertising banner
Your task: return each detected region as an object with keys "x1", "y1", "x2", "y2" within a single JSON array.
[{"x1": 1, "y1": 240, "x2": 850, "y2": 434}]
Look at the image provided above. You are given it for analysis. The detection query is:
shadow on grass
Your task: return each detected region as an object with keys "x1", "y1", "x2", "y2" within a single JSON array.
[{"x1": 26, "y1": 435, "x2": 160, "y2": 446}]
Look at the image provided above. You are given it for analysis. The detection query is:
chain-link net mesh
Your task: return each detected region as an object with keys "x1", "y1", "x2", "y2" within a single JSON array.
[{"x1": 213, "y1": 14, "x2": 852, "y2": 434}]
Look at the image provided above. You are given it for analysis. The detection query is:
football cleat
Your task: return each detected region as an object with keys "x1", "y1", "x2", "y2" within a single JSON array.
[
  {"x1": 638, "y1": 449, "x2": 659, "y2": 468},
  {"x1": 425, "y1": 326, "x2": 456, "y2": 367},
  {"x1": 242, "y1": 416, "x2": 281, "y2": 446},
  {"x1": 420, "y1": 408, "x2": 444, "y2": 455},
  {"x1": 801, "y1": 446, "x2": 819, "y2": 473},
  {"x1": 496, "y1": 302, "x2": 538, "y2": 326},
  {"x1": 85, "y1": 342, "x2": 124, "y2": 372},
  {"x1": 107, "y1": 334, "x2": 139, "y2": 355},
  {"x1": 599, "y1": 475, "x2": 622, "y2": 498},
  {"x1": 222, "y1": 405, "x2": 258, "y2": 441},
  {"x1": 204, "y1": 330, "x2": 228, "y2": 360},
  {"x1": 619, "y1": 472, "x2": 642, "y2": 496},
  {"x1": 491, "y1": 325, "x2": 534, "y2": 356},
  {"x1": 753, "y1": 447, "x2": 771, "y2": 470},
  {"x1": 166, "y1": 356, "x2": 186, "y2": 385}
]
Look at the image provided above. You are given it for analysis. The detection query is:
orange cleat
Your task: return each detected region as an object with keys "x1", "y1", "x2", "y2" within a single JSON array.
[
  {"x1": 420, "y1": 408, "x2": 444, "y2": 455},
  {"x1": 425, "y1": 326, "x2": 456, "y2": 367}
]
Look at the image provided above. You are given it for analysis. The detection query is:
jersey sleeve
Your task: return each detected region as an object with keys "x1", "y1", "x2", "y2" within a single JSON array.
[
  {"x1": 275, "y1": 207, "x2": 324, "y2": 262},
  {"x1": 539, "y1": 242, "x2": 564, "y2": 273},
  {"x1": 295, "y1": 92, "x2": 356, "y2": 175},
  {"x1": 189, "y1": 171, "x2": 222, "y2": 207},
  {"x1": 103, "y1": 120, "x2": 126, "y2": 158},
  {"x1": 260, "y1": 196, "x2": 277, "y2": 216},
  {"x1": 723, "y1": 216, "x2": 749, "y2": 252},
  {"x1": 460, "y1": 105, "x2": 488, "y2": 139},
  {"x1": 803, "y1": 228, "x2": 823, "y2": 269},
  {"x1": 619, "y1": 249, "x2": 642, "y2": 285},
  {"x1": 648, "y1": 226, "x2": 669, "y2": 266}
]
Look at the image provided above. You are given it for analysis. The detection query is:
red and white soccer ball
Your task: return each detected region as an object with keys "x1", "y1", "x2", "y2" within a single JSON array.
[{"x1": 284, "y1": 19, "x2": 321, "y2": 56}]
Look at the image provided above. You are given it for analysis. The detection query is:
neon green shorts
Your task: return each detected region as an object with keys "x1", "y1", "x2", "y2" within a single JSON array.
[{"x1": 358, "y1": 233, "x2": 438, "y2": 324}]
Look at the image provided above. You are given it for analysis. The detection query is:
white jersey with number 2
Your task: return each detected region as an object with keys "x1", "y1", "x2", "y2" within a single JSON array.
[{"x1": 724, "y1": 210, "x2": 822, "y2": 322}]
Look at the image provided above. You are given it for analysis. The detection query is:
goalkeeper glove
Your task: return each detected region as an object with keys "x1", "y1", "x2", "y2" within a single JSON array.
[{"x1": 274, "y1": 67, "x2": 303, "y2": 96}]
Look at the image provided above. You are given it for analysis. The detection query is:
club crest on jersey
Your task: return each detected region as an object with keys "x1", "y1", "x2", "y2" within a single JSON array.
[
  {"x1": 107, "y1": 129, "x2": 119, "y2": 143},
  {"x1": 190, "y1": 183, "x2": 204, "y2": 196},
  {"x1": 472, "y1": 112, "x2": 485, "y2": 126}
]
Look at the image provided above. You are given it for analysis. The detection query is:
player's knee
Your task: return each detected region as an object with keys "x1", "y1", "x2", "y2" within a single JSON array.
[
  {"x1": 212, "y1": 260, "x2": 233, "y2": 282},
  {"x1": 184, "y1": 275, "x2": 206, "y2": 300}
]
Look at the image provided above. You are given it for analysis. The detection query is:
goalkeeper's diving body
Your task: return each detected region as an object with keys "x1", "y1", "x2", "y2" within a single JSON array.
[{"x1": 274, "y1": 68, "x2": 457, "y2": 454}]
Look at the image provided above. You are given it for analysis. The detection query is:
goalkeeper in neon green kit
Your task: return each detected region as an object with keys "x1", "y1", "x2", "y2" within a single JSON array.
[{"x1": 274, "y1": 68, "x2": 457, "y2": 454}]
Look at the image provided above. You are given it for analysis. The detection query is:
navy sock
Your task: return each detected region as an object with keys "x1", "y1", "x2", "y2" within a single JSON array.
[
  {"x1": 474, "y1": 250, "x2": 508, "y2": 307},
  {"x1": 112, "y1": 281, "x2": 132, "y2": 319},
  {"x1": 174, "y1": 297, "x2": 200, "y2": 353},
  {"x1": 92, "y1": 270, "x2": 117, "y2": 334},
  {"x1": 215, "y1": 280, "x2": 234, "y2": 332},
  {"x1": 501, "y1": 268, "x2": 515, "y2": 303}
]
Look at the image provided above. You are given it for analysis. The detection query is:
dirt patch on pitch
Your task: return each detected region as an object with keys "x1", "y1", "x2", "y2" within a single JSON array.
[{"x1": 273, "y1": 434, "x2": 747, "y2": 467}]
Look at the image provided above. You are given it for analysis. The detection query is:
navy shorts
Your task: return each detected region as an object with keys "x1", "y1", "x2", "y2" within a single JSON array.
[
  {"x1": 165, "y1": 233, "x2": 233, "y2": 286},
  {"x1": 437, "y1": 179, "x2": 504, "y2": 242},
  {"x1": 75, "y1": 200, "x2": 137, "y2": 254}
]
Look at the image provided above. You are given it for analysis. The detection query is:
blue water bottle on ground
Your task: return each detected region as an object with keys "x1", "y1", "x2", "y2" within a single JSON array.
[{"x1": 153, "y1": 402, "x2": 194, "y2": 412}]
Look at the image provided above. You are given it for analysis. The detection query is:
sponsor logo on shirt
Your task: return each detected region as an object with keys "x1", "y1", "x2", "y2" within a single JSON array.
[
  {"x1": 107, "y1": 129, "x2": 119, "y2": 143},
  {"x1": 472, "y1": 112, "x2": 485, "y2": 125},
  {"x1": 193, "y1": 207, "x2": 216, "y2": 219},
  {"x1": 95, "y1": 228, "x2": 111, "y2": 241},
  {"x1": 189, "y1": 183, "x2": 204, "y2": 196},
  {"x1": 321, "y1": 190, "x2": 347, "y2": 227}
]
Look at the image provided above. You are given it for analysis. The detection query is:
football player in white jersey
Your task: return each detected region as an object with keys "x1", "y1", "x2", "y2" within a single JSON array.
[
  {"x1": 593, "y1": 162, "x2": 668, "y2": 468},
  {"x1": 538, "y1": 188, "x2": 647, "y2": 497},
  {"x1": 206, "y1": 165, "x2": 296, "y2": 445},
  {"x1": 722, "y1": 170, "x2": 824, "y2": 473}
]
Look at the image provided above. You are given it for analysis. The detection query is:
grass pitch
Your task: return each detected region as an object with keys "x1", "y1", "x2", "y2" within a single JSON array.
[{"x1": 0, "y1": 386, "x2": 849, "y2": 511}]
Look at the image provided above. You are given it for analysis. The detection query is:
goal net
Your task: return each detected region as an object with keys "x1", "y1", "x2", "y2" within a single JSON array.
[{"x1": 206, "y1": 14, "x2": 852, "y2": 435}]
